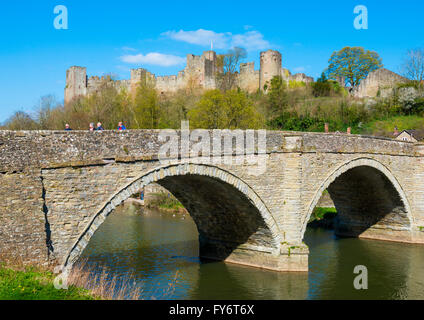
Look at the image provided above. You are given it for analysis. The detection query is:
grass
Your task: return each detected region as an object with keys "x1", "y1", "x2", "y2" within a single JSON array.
[
  {"x1": 0, "y1": 264, "x2": 95, "y2": 300},
  {"x1": 361, "y1": 115, "x2": 424, "y2": 137},
  {"x1": 309, "y1": 207, "x2": 338, "y2": 223},
  {"x1": 148, "y1": 192, "x2": 185, "y2": 211},
  {"x1": 0, "y1": 259, "x2": 180, "y2": 300}
]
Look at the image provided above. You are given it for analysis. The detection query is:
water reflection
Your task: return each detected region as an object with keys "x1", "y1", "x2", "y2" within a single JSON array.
[{"x1": 80, "y1": 203, "x2": 424, "y2": 300}]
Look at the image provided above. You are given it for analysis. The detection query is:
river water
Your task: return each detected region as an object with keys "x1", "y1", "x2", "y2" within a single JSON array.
[{"x1": 80, "y1": 203, "x2": 424, "y2": 300}]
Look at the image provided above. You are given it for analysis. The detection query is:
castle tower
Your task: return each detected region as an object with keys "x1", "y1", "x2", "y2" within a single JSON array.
[
  {"x1": 65, "y1": 66, "x2": 87, "y2": 105},
  {"x1": 260, "y1": 50, "x2": 282, "y2": 91},
  {"x1": 130, "y1": 68, "x2": 147, "y2": 95},
  {"x1": 202, "y1": 50, "x2": 218, "y2": 89}
]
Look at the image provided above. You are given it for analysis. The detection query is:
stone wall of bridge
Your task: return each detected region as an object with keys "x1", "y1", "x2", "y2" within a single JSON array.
[{"x1": 0, "y1": 130, "x2": 423, "y2": 271}]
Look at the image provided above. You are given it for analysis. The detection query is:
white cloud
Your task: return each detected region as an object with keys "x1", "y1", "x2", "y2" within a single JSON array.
[
  {"x1": 162, "y1": 29, "x2": 230, "y2": 49},
  {"x1": 120, "y1": 52, "x2": 186, "y2": 67},
  {"x1": 231, "y1": 31, "x2": 270, "y2": 51},
  {"x1": 162, "y1": 29, "x2": 271, "y2": 51},
  {"x1": 122, "y1": 46, "x2": 137, "y2": 52}
]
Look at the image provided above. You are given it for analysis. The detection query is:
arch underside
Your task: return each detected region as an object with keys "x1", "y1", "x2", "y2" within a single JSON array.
[
  {"x1": 306, "y1": 159, "x2": 413, "y2": 243},
  {"x1": 329, "y1": 166, "x2": 411, "y2": 241},
  {"x1": 63, "y1": 164, "x2": 292, "y2": 272},
  {"x1": 158, "y1": 174, "x2": 278, "y2": 261}
]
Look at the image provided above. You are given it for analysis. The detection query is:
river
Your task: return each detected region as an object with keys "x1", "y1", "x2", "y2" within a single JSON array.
[{"x1": 79, "y1": 203, "x2": 424, "y2": 300}]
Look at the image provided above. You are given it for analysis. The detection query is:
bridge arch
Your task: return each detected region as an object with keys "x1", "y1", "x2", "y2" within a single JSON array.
[
  {"x1": 302, "y1": 157, "x2": 413, "y2": 241},
  {"x1": 63, "y1": 163, "x2": 282, "y2": 269}
]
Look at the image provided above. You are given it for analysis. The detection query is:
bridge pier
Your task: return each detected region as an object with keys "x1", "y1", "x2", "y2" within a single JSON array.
[{"x1": 199, "y1": 237, "x2": 309, "y2": 272}]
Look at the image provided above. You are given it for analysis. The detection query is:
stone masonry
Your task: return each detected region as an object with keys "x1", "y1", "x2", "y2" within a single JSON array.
[
  {"x1": 0, "y1": 130, "x2": 424, "y2": 273},
  {"x1": 353, "y1": 68, "x2": 409, "y2": 98},
  {"x1": 65, "y1": 49, "x2": 314, "y2": 104}
]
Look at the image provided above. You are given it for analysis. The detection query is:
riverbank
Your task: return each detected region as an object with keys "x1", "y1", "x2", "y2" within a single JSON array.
[
  {"x1": 0, "y1": 264, "x2": 95, "y2": 300},
  {"x1": 0, "y1": 259, "x2": 148, "y2": 300}
]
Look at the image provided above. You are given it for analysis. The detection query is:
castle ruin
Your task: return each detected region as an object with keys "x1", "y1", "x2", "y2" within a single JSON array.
[
  {"x1": 353, "y1": 68, "x2": 409, "y2": 98},
  {"x1": 65, "y1": 49, "x2": 314, "y2": 104}
]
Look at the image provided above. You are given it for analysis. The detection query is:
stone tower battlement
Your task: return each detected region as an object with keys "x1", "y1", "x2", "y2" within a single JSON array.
[
  {"x1": 65, "y1": 66, "x2": 87, "y2": 105},
  {"x1": 260, "y1": 50, "x2": 282, "y2": 90},
  {"x1": 64, "y1": 49, "x2": 314, "y2": 104}
]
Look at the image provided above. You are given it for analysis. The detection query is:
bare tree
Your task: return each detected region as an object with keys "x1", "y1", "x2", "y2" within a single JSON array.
[
  {"x1": 401, "y1": 48, "x2": 424, "y2": 86},
  {"x1": 35, "y1": 95, "x2": 60, "y2": 129},
  {"x1": 217, "y1": 47, "x2": 247, "y2": 91}
]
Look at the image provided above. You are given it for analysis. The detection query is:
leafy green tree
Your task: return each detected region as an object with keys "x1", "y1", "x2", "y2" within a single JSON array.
[
  {"x1": 188, "y1": 89, "x2": 228, "y2": 129},
  {"x1": 325, "y1": 47, "x2": 383, "y2": 87},
  {"x1": 133, "y1": 83, "x2": 161, "y2": 128},
  {"x1": 188, "y1": 89, "x2": 263, "y2": 129},
  {"x1": 266, "y1": 76, "x2": 288, "y2": 116},
  {"x1": 311, "y1": 73, "x2": 344, "y2": 97},
  {"x1": 224, "y1": 89, "x2": 263, "y2": 129}
]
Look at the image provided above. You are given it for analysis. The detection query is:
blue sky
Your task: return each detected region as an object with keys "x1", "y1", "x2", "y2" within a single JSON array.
[{"x1": 0, "y1": 0, "x2": 423, "y2": 122}]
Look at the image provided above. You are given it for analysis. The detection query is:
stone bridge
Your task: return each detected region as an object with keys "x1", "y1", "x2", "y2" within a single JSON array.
[{"x1": 1, "y1": 130, "x2": 423, "y2": 272}]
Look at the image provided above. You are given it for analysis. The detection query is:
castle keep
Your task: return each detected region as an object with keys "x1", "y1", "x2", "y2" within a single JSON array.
[{"x1": 65, "y1": 49, "x2": 314, "y2": 104}]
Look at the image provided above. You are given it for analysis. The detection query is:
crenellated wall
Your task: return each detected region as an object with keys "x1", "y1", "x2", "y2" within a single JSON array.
[{"x1": 64, "y1": 49, "x2": 315, "y2": 103}]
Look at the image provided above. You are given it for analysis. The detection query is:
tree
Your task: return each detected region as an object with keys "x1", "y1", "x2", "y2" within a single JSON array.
[
  {"x1": 188, "y1": 89, "x2": 262, "y2": 129},
  {"x1": 224, "y1": 89, "x2": 263, "y2": 129},
  {"x1": 266, "y1": 76, "x2": 288, "y2": 117},
  {"x1": 216, "y1": 47, "x2": 247, "y2": 91},
  {"x1": 133, "y1": 83, "x2": 161, "y2": 128},
  {"x1": 325, "y1": 47, "x2": 383, "y2": 87},
  {"x1": 188, "y1": 89, "x2": 228, "y2": 129},
  {"x1": 311, "y1": 73, "x2": 343, "y2": 97},
  {"x1": 2, "y1": 111, "x2": 38, "y2": 130},
  {"x1": 35, "y1": 95, "x2": 61, "y2": 129},
  {"x1": 401, "y1": 48, "x2": 424, "y2": 86}
]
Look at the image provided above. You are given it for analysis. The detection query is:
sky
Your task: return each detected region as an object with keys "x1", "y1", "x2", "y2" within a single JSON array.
[{"x1": 0, "y1": 0, "x2": 423, "y2": 122}]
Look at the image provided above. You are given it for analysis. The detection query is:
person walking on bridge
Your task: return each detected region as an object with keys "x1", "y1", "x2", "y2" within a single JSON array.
[
  {"x1": 118, "y1": 122, "x2": 126, "y2": 131},
  {"x1": 96, "y1": 122, "x2": 104, "y2": 131}
]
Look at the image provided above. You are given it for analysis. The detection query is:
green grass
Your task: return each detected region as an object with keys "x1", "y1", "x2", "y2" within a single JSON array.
[
  {"x1": 309, "y1": 207, "x2": 338, "y2": 222},
  {"x1": 360, "y1": 115, "x2": 424, "y2": 137},
  {"x1": 0, "y1": 265, "x2": 96, "y2": 300},
  {"x1": 149, "y1": 193, "x2": 185, "y2": 211}
]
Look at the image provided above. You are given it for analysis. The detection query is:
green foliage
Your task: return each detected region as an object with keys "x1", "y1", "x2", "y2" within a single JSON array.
[
  {"x1": 311, "y1": 73, "x2": 345, "y2": 97},
  {"x1": 309, "y1": 207, "x2": 338, "y2": 223},
  {"x1": 325, "y1": 47, "x2": 383, "y2": 87},
  {"x1": 288, "y1": 80, "x2": 306, "y2": 89},
  {"x1": 2, "y1": 111, "x2": 38, "y2": 130},
  {"x1": 188, "y1": 89, "x2": 228, "y2": 129},
  {"x1": 362, "y1": 115, "x2": 424, "y2": 137},
  {"x1": 0, "y1": 266, "x2": 95, "y2": 300},
  {"x1": 148, "y1": 193, "x2": 184, "y2": 210},
  {"x1": 266, "y1": 76, "x2": 288, "y2": 117},
  {"x1": 188, "y1": 89, "x2": 263, "y2": 129},
  {"x1": 133, "y1": 83, "x2": 162, "y2": 128}
]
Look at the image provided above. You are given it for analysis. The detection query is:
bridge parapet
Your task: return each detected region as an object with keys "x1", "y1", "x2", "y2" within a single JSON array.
[{"x1": 0, "y1": 130, "x2": 420, "y2": 173}]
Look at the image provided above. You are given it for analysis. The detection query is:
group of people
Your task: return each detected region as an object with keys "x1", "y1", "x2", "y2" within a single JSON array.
[{"x1": 64, "y1": 122, "x2": 127, "y2": 131}]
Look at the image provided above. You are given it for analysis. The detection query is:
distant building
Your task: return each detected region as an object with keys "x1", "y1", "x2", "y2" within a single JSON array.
[
  {"x1": 395, "y1": 129, "x2": 424, "y2": 142},
  {"x1": 64, "y1": 49, "x2": 314, "y2": 105}
]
